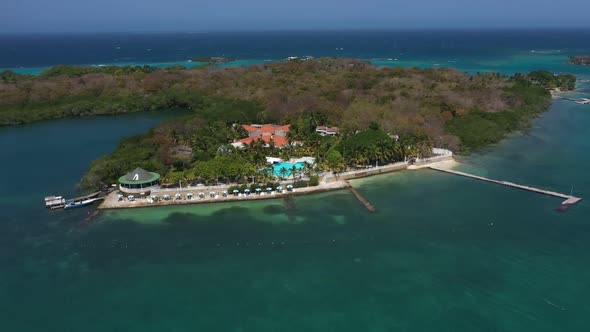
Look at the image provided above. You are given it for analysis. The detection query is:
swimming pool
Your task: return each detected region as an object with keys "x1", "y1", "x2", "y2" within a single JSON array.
[{"x1": 271, "y1": 162, "x2": 305, "y2": 177}]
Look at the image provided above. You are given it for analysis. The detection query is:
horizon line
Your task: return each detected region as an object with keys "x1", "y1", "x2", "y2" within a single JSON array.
[{"x1": 2, "y1": 26, "x2": 590, "y2": 35}]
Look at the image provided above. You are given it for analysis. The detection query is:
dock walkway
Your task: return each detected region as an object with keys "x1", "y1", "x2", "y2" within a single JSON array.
[
  {"x1": 346, "y1": 181, "x2": 376, "y2": 212},
  {"x1": 429, "y1": 167, "x2": 582, "y2": 209}
]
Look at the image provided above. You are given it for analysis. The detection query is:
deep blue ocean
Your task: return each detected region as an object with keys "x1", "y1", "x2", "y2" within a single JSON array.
[
  {"x1": 2, "y1": 30, "x2": 590, "y2": 73},
  {"x1": 1, "y1": 31, "x2": 590, "y2": 331}
]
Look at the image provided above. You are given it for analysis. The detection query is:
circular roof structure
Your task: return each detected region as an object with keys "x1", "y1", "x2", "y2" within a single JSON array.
[{"x1": 118, "y1": 167, "x2": 160, "y2": 185}]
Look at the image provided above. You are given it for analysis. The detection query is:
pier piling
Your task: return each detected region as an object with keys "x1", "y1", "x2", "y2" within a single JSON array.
[{"x1": 346, "y1": 181, "x2": 376, "y2": 212}]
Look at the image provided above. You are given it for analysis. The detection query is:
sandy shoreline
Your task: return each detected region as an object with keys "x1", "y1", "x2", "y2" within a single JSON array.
[
  {"x1": 407, "y1": 158, "x2": 459, "y2": 170},
  {"x1": 98, "y1": 180, "x2": 351, "y2": 210},
  {"x1": 98, "y1": 152, "x2": 455, "y2": 210}
]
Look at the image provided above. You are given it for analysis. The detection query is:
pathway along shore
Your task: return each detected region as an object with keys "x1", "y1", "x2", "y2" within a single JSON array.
[
  {"x1": 97, "y1": 152, "x2": 455, "y2": 210},
  {"x1": 98, "y1": 180, "x2": 351, "y2": 210}
]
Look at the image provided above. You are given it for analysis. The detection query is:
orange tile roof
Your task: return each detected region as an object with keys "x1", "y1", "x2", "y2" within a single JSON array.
[
  {"x1": 237, "y1": 137, "x2": 255, "y2": 145},
  {"x1": 235, "y1": 124, "x2": 292, "y2": 147},
  {"x1": 236, "y1": 135, "x2": 290, "y2": 147},
  {"x1": 275, "y1": 124, "x2": 291, "y2": 131},
  {"x1": 242, "y1": 124, "x2": 259, "y2": 133},
  {"x1": 272, "y1": 136, "x2": 288, "y2": 147},
  {"x1": 259, "y1": 125, "x2": 276, "y2": 134}
]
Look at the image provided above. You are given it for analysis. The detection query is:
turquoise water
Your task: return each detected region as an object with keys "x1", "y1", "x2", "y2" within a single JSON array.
[
  {"x1": 3, "y1": 51, "x2": 581, "y2": 76},
  {"x1": 4, "y1": 31, "x2": 589, "y2": 76},
  {"x1": 4, "y1": 59, "x2": 273, "y2": 75},
  {"x1": 2, "y1": 32, "x2": 590, "y2": 331},
  {"x1": 272, "y1": 162, "x2": 305, "y2": 177},
  {"x1": 2, "y1": 80, "x2": 589, "y2": 331}
]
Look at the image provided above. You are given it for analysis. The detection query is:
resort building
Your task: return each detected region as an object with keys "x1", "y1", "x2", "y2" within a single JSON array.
[
  {"x1": 315, "y1": 126, "x2": 339, "y2": 136},
  {"x1": 231, "y1": 124, "x2": 299, "y2": 148},
  {"x1": 118, "y1": 167, "x2": 161, "y2": 194}
]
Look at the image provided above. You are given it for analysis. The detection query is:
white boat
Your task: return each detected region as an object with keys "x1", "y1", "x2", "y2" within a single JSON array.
[
  {"x1": 63, "y1": 198, "x2": 103, "y2": 209},
  {"x1": 45, "y1": 191, "x2": 101, "y2": 210}
]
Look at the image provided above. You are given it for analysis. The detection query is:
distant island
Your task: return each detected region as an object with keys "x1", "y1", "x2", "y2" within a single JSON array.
[
  {"x1": 0, "y1": 58, "x2": 577, "y2": 190},
  {"x1": 569, "y1": 56, "x2": 590, "y2": 65},
  {"x1": 191, "y1": 56, "x2": 235, "y2": 63}
]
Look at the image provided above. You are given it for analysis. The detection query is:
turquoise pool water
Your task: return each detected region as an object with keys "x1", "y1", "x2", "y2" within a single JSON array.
[{"x1": 272, "y1": 162, "x2": 305, "y2": 177}]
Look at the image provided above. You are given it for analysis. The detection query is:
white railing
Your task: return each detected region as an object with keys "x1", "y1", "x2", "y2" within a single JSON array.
[
  {"x1": 322, "y1": 161, "x2": 409, "y2": 181},
  {"x1": 119, "y1": 185, "x2": 160, "y2": 194},
  {"x1": 431, "y1": 148, "x2": 453, "y2": 157},
  {"x1": 415, "y1": 148, "x2": 453, "y2": 164}
]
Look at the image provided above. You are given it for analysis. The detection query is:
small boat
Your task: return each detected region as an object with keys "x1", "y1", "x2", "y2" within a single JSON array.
[
  {"x1": 45, "y1": 191, "x2": 102, "y2": 210},
  {"x1": 45, "y1": 195, "x2": 65, "y2": 209},
  {"x1": 63, "y1": 198, "x2": 103, "y2": 209}
]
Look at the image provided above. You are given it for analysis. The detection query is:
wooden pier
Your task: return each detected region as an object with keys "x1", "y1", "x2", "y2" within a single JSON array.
[
  {"x1": 429, "y1": 167, "x2": 582, "y2": 210},
  {"x1": 45, "y1": 191, "x2": 103, "y2": 210},
  {"x1": 346, "y1": 181, "x2": 376, "y2": 212}
]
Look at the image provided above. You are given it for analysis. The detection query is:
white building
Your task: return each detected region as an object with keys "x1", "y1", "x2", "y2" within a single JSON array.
[{"x1": 315, "y1": 126, "x2": 339, "y2": 136}]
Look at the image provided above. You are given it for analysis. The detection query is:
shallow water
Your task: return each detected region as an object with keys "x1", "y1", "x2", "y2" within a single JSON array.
[{"x1": 1, "y1": 31, "x2": 590, "y2": 331}]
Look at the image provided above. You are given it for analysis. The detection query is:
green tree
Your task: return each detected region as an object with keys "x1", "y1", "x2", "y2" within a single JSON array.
[
  {"x1": 326, "y1": 149, "x2": 345, "y2": 173},
  {"x1": 279, "y1": 167, "x2": 288, "y2": 179},
  {"x1": 291, "y1": 165, "x2": 298, "y2": 182}
]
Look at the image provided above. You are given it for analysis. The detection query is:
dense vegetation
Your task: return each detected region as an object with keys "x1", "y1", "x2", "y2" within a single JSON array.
[
  {"x1": 0, "y1": 58, "x2": 576, "y2": 189},
  {"x1": 526, "y1": 70, "x2": 576, "y2": 90},
  {"x1": 569, "y1": 56, "x2": 590, "y2": 65}
]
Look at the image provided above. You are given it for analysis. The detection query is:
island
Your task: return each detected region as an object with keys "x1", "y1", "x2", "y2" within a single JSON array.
[
  {"x1": 0, "y1": 58, "x2": 577, "y2": 207},
  {"x1": 569, "y1": 56, "x2": 590, "y2": 66},
  {"x1": 191, "y1": 56, "x2": 235, "y2": 63}
]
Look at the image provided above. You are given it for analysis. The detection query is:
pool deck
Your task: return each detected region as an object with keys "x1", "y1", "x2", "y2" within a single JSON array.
[{"x1": 271, "y1": 162, "x2": 305, "y2": 177}]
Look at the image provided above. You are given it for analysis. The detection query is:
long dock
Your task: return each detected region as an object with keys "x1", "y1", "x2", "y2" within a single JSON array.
[
  {"x1": 346, "y1": 181, "x2": 376, "y2": 212},
  {"x1": 557, "y1": 96, "x2": 590, "y2": 104},
  {"x1": 429, "y1": 167, "x2": 582, "y2": 210}
]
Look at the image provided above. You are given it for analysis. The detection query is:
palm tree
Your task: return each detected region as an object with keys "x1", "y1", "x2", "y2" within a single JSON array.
[
  {"x1": 370, "y1": 145, "x2": 381, "y2": 167},
  {"x1": 396, "y1": 143, "x2": 404, "y2": 161},
  {"x1": 291, "y1": 165, "x2": 298, "y2": 182},
  {"x1": 302, "y1": 162, "x2": 311, "y2": 177},
  {"x1": 279, "y1": 167, "x2": 288, "y2": 180},
  {"x1": 360, "y1": 154, "x2": 369, "y2": 167}
]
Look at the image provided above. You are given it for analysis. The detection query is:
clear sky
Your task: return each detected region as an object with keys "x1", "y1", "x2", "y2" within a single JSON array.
[{"x1": 1, "y1": 0, "x2": 589, "y2": 33}]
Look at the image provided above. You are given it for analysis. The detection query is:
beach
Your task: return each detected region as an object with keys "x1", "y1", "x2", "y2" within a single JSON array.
[{"x1": 98, "y1": 180, "x2": 351, "y2": 210}]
